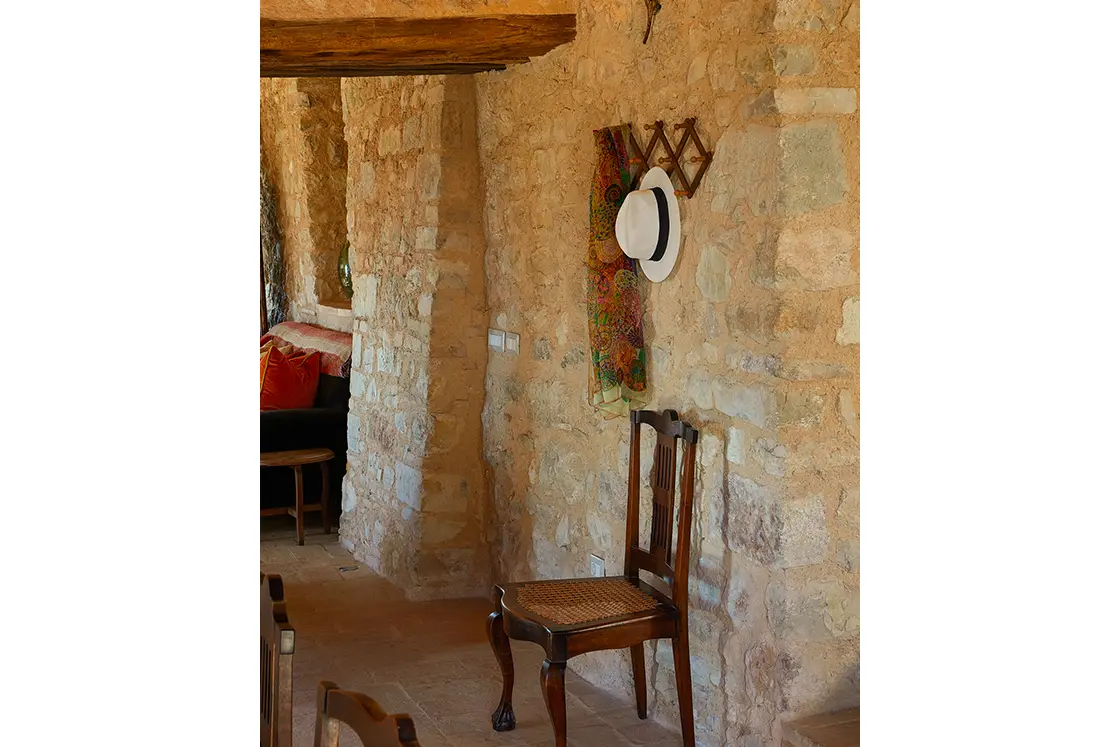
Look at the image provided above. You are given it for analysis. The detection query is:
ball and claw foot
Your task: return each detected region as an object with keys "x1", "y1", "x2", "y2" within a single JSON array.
[{"x1": 491, "y1": 701, "x2": 516, "y2": 732}]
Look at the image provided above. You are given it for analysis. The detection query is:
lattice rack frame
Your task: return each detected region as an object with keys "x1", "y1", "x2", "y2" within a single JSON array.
[{"x1": 626, "y1": 118, "x2": 714, "y2": 199}]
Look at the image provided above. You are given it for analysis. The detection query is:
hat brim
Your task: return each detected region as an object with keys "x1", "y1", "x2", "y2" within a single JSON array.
[{"x1": 637, "y1": 167, "x2": 681, "y2": 283}]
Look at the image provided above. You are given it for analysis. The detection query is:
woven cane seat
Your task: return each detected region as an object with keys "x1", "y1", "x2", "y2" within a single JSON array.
[{"x1": 515, "y1": 578, "x2": 662, "y2": 626}]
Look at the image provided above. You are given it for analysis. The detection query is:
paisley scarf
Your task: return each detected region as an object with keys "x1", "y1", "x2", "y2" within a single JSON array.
[{"x1": 587, "y1": 125, "x2": 648, "y2": 418}]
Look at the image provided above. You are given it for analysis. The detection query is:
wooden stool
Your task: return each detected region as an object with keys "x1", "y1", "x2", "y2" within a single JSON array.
[{"x1": 261, "y1": 448, "x2": 334, "y2": 546}]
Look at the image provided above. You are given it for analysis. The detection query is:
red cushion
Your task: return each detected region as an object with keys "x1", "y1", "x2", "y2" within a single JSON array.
[{"x1": 260, "y1": 342, "x2": 321, "y2": 411}]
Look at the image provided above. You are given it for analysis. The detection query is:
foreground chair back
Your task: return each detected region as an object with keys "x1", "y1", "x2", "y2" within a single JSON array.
[
  {"x1": 487, "y1": 409, "x2": 699, "y2": 747},
  {"x1": 261, "y1": 573, "x2": 295, "y2": 747},
  {"x1": 314, "y1": 681, "x2": 421, "y2": 747}
]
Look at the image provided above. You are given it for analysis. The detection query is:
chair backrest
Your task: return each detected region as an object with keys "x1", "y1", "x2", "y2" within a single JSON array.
[
  {"x1": 314, "y1": 681, "x2": 421, "y2": 747},
  {"x1": 261, "y1": 573, "x2": 296, "y2": 747},
  {"x1": 623, "y1": 409, "x2": 699, "y2": 608}
]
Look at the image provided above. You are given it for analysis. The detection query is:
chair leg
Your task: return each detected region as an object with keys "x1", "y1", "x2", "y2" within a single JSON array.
[
  {"x1": 630, "y1": 643, "x2": 647, "y2": 719},
  {"x1": 672, "y1": 632, "x2": 695, "y2": 747},
  {"x1": 320, "y1": 462, "x2": 331, "y2": 534},
  {"x1": 293, "y1": 465, "x2": 304, "y2": 546},
  {"x1": 540, "y1": 659, "x2": 567, "y2": 747},
  {"x1": 487, "y1": 612, "x2": 516, "y2": 732}
]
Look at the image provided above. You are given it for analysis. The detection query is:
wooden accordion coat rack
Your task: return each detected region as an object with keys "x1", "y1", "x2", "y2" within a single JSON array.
[{"x1": 626, "y1": 118, "x2": 713, "y2": 198}]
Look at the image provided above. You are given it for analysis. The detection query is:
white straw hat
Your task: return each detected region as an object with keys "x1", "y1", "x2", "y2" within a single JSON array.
[{"x1": 614, "y1": 167, "x2": 681, "y2": 283}]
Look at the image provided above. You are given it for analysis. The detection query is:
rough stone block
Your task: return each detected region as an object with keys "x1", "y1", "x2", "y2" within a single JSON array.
[
  {"x1": 378, "y1": 126, "x2": 402, "y2": 155},
  {"x1": 768, "y1": 578, "x2": 859, "y2": 641},
  {"x1": 416, "y1": 226, "x2": 437, "y2": 252},
  {"x1": 351, "y1": 335, "x2": 363, "y2": 370},
  {"x1": 775, "y1": 0, "x2": 847, "y2": 31},
  {"x1": 837, "y1": 296, "x2": 859, "y2": 345},
  {"x1": 341, "y1": 478, "x2": 357, "y2": 513},
  {"x1": 586, "y1": 511, "x2": 615, "y2": 552},
  {"x1": 774, "y1": 297, "x2": 825, "y2": 336},
  {"x1": 726, "y1": 554, "x2": 770, "y2": 628},
  {"x1": 725, "y1": 347, "x2": 781, "y2": 377},
  {"x1": 346, "y1": 413, "x2": 361, "y2": 453},
  {"x1": 775, "y1": 495, "x2": 829, "y2": 568},
  {"x1": 700, "y1": 432, "x2": 723, "y2": 469},
  {"x1": 778, "y1": 121, "x2": 848, "y2": 215},
  {"x1": 394, "y1": 461, "x2": 422, "y2": 510},
  {"x1": 779, "y1": 390, "x2": 827, "y2": 428},
  {"x1": 532, "y1": 337, "x2": 552, "y2": 360},
  {"x1": 350, "y1": 370, "x2": 367, "y2": 398},
  {"x1": 726, "y1": 297, "x2": 780, "y2": 340},
  {"x1": 787, "y1": 438, "x2": 858, "y2": 473},
  {"x1": 726, "y1": 126, "x2": 779, "y2": 216},
  {"x1": 697, "y1": 244, "x2": 733, "y2": 301},
  {"x1": 776, "y1": 359, "x2": 850, "y2": 381},
  {"x1": 753, "y1": 437, "x2": 788, "y2": 478},
  {"x1": 727, "y1": 427, "x2": 748, "y2": 465},
  {"x1": 726, "y1": 473, "x2": 780, "y2": 564},
  {"x1": 712, "y1": 378, "x2": 776, "y2": 428},
  {"x1": 774, "y1": 88, "x2": 857, "y2": 115},
  {"x1": 688, "y1": 371, "x2": 715, "y2": 411},
  {"x1": 377, "y1": 346, "x2": 395, "y2": 373},
  {"x1": 772, "y1": 45, "x2": 817, "y2": 76},
  {"x1": 775, "y1": 227, "x2": 857, "y2": 290}
]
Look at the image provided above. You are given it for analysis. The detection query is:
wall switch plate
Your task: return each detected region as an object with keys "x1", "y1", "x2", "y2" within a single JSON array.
[
  {"x1": 488, "y1": 329, "x2": 506, "y2": 351},
  {"x1": 589, "y1": 554, "x2": 605, "y2": 577},
  {"x1": 504, "y1": 332, "x2": 520, "y2": 354}
]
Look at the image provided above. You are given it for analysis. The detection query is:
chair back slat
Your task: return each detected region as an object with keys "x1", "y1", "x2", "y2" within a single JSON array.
[
  {"x1": 623, "y1": 409, "x2": 699, "y2": 609},
  {"x1": 649, "y1": 433, "x2": 678, "y2": 567},
  {"x1": 261, "y1": 573, "x2": 295, "y2": 747},
  {"x1": 314, "y1": 681, "x2": 421, "y2": 747}
]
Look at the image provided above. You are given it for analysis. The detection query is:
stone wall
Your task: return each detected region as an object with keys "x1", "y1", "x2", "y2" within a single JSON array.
[
  {"x1": 475, "y1": 0, "x2": 859, "y2": 744},
  {"x1": 338, "y1": 76, "x2": 493, "y2": 599},
  {"x1": 260, "y1": 78, "x2": 349, "y2": 324}
]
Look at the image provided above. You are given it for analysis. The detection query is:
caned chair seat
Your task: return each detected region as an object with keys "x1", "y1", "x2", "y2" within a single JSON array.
[{"x1": 497, "y1": 577, "x2": 673, "y2": 629}]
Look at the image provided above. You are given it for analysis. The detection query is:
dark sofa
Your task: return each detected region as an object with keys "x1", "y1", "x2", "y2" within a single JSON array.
[{"x1": 260, "y1": 358, "x2": 350, "y2": 518}]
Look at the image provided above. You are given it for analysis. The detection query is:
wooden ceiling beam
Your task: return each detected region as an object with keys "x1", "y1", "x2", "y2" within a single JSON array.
[{"x1": 261, "y1": 14, "x2": 576, "y2": 78}]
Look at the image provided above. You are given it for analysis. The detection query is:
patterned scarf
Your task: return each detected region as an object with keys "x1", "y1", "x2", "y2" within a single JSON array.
[{"x1": 587, "y1": 125, "x2": 648, "y2": 418}]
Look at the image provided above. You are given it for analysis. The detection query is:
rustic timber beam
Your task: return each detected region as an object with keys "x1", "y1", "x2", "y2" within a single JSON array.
[{"x1": 261, "y1": 14, "x2": 576, "y2": 78}]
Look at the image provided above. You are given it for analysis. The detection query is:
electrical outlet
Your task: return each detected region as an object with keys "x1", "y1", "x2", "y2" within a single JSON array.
[{"x1": 589, "y1": 554, "x2": 605, "y2": 577}]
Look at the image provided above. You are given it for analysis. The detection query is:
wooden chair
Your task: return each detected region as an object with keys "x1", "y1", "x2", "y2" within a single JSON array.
[
  {"x1": 262, "y1": 573, "x2": 296, "y2": 747},
  {"x1": 487, "y1": 409, "x2": 699, "y2": 747},
  {"x1": 314, "y1": 681, "x2": 421, "y2": 747}
]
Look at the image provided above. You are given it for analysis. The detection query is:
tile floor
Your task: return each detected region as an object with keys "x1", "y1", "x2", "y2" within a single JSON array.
[{"x1": 261, "y1": 520, "x2": 682, "y2": 747}]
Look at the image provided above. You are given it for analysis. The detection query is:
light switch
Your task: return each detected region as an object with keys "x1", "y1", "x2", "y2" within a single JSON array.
[
  {"x1": 488, "y1": 329, "x2": 506, "y2": 351},
  {"x1": 504, "y1": 332, "x2": 520, "y2": 354}
]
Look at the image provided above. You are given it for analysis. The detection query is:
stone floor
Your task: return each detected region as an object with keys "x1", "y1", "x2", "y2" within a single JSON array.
[{"x1": 261, "y1": 519, "x2": 682, "y2": 747}]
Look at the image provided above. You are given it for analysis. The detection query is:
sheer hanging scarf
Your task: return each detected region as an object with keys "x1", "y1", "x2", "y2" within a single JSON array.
[{"x1": 586, "y1": 125, "x2": 649, "y2": 418}]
